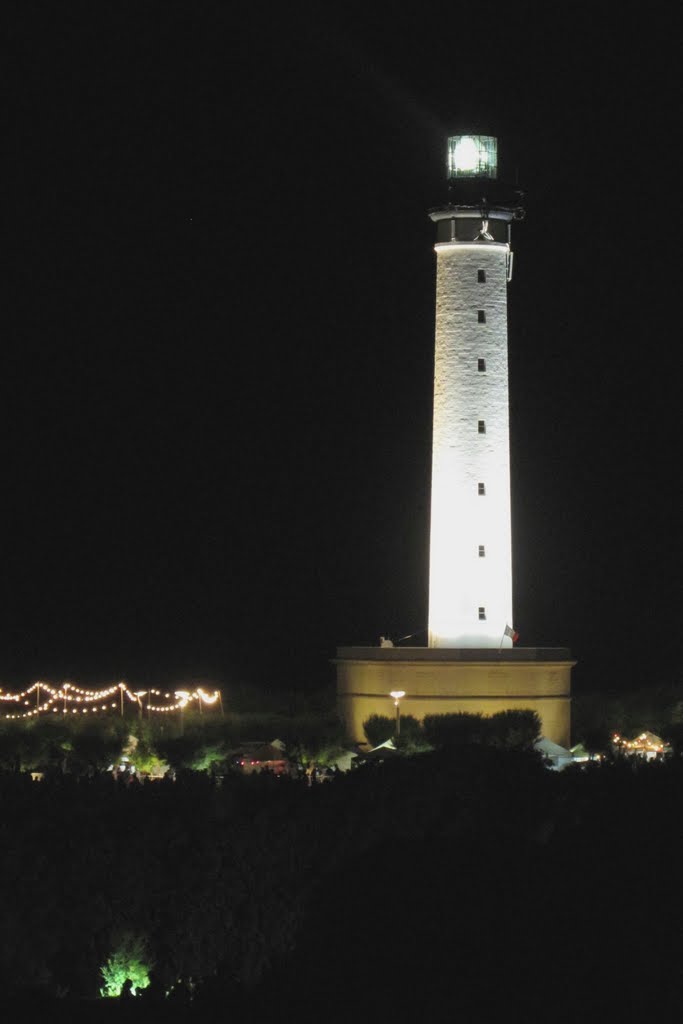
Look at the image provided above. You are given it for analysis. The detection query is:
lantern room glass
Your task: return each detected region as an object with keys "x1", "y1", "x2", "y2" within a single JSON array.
[{"x1": 447, "y1": 135, "x2": 498, "y2": 179}]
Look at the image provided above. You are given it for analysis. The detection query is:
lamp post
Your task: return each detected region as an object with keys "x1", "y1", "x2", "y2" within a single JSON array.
[
  {"x1": 390, "y1": 690, "x2": 406, "y2": 738},
  {"x1": 176, "y1": 691, "x2": 190, "y2": 736},
  {"x1": 134, "y1": 691, "x2": 147, "y2": 721}
]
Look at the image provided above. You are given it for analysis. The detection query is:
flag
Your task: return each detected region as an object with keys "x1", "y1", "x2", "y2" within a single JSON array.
[{"x1": 504, "y1": 624, "x2": 519, "y2": 643}]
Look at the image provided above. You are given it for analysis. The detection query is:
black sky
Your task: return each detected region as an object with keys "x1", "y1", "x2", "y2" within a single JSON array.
[{"x1": 3, "y1": 4, "x2": 680, "y2": 694}]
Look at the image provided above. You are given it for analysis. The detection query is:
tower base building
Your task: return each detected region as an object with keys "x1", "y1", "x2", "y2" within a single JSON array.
[{"x1": 335, "y1": 647, "x2": 574, "y2": 749}]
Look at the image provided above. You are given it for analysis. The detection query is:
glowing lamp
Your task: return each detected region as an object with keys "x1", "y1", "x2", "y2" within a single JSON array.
[
  {"x1": 389, "y1": 690, "x2": 406, "y2": 738},
  {"x1": 447, "y1": 135, "x2": 497, "y2": 179}
]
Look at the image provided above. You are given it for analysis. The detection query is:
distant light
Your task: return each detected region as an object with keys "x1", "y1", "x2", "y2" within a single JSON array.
[{"x1": 390, "y1": 690, "x2": 406, "y2": 700}]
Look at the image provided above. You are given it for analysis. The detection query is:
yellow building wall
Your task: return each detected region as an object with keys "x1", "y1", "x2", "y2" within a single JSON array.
[{"x1": 336, "y1": 656, "x2": 573, "y2": 748}]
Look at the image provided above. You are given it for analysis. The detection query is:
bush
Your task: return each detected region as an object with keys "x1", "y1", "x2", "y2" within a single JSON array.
[
  {"x1": 422, "y1": 712, "x2": 489, "y2": 748},
  {"x1": 363, "y1": 714, "x2": 396, "y2": 747},
  {"x1": 422, "y1": 710, "x2": 541, "y2": 751},
  {"x1": 396, "y1": 714, "x2": 422, "y2": 742},
  {"x1": 488, "y1": 709, "x2": 541, "y2": 750},
  {"x1": 191, "y1": 742, "x2": 228, "y2": 772}
]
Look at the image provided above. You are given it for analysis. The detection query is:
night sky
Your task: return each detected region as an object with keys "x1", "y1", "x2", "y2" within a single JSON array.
[{"x1": 4, "y1": 5, "x2": 679, "y2": 696}]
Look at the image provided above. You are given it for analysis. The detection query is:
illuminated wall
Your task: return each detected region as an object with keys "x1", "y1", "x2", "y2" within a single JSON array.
[
  {"x1": 428, "y1": 241, "x2": 513, "y2": 647},
  {"x1": 336, "y1": 649, "x2": 573, "y2": 748}
]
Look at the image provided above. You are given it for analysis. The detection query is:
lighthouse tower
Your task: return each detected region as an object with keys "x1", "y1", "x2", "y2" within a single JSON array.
[
  {"x1": 335, "y1": 134, "x2": 574, "y2": 749},
  {"x1": 428, "y1": 135, "x2": 522, "y2": 648}
]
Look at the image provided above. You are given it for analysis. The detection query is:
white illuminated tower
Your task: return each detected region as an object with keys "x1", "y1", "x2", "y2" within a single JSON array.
[
  {"x1": 335, "y1": 134, "x2": 573, "y2": 750},
  {"x1": 428, "y1": 135, "x2": 524, "y2": 648}
]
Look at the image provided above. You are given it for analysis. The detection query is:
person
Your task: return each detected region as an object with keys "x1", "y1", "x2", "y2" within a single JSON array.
[{"x1": 138, "y1": 970, "x2": 163, "y2": 1002}]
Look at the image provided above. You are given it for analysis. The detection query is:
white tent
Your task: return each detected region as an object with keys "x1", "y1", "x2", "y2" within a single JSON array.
[{"x1": 534, "y1": 736, "x2": 574, "y2": 771}]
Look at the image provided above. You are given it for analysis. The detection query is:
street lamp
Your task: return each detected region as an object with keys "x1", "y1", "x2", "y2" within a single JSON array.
[{"x1": 390, "y1": 690, "x2": 406, "y2": 738}]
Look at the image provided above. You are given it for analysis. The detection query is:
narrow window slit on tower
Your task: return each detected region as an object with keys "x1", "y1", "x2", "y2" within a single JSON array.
[
  {"x1": 478, "y1": 420, "x2": 486, "y2": 434},
  {"x1": 477, "y1": 310, "x2": 486, "y2": 323},
  {"x1": 478, "y1": 358, "x2": 486, "y2": 372},
  {"x1": 477, "y1": 269, "x2": 486, "y2": 283},
  {"x1": 478, "y1": 483, "x2": 486, "y2": 495},
  {"x1": 478, "y1": 545, "x2": 485, "y2": 557},
  {"x1": 478, "y1": 607, "x2": 486, "y2": 620}
]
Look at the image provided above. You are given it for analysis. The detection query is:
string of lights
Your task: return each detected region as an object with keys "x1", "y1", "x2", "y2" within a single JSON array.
[
  {"x1": 0, "y1": 682, "x2": 222, "y2": 720},
  {"x1": 612, "y1": 732, "x2": 668, "y2": 756}
]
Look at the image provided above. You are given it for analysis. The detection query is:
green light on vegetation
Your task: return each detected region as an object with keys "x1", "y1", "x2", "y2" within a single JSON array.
[
  {"x1": 100, "y1": 933, "x2": 151, "y2": 997},
  {"x1": 447, "y1": 135, "x2": 498, "y2": 179}
]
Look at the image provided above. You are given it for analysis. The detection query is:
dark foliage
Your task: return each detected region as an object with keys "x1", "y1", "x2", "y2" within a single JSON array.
[
  {"x1": 487, "y1": 709, "x2": 542, "y2": 750},
  {"x1": 661, "y1": 721, "x2": 683, "y2": 755},
  {"x1": 3, "y1": 734, "x2": 683, "y2": 1019},
  {"x1": 394, "y1": 713, "x2": 422, "y2": 744},
  {"x1": 0, "y1": 717, "x2": 129, "y2": 774},
  {"x1": 362, "y1": 714, "x2": 395, "y2": 747},
  {"x1": 572, "y1": 686, "x2": 683, "y2": 746},
  {"x1": 423, "y1": 711, "x2": 489, "y2": 747},
  {"x1": 422, "y1": 709, "x2": 540, "y2": 750}
]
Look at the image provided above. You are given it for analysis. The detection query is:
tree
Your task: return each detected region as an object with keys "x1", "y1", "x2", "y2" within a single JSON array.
[
  {"x1": 578, "y1": 724, "x2": 613, "y2": 756},
  {"x1": 100, "y1": 932, "x2": 152, "y2": 998},
  {"x1": 660, "y1": 721, "x2": 683, "y2": 757},
  {"x1": 67, "y1": 718, "x2": 128, "y2": 774}
]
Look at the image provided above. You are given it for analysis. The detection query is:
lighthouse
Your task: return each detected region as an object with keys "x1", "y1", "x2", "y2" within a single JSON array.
[
  {"x1": 335, "y1": 134, "x2": 574, "y2": 748},
  {"x1": 428, "y1": 134, "x2": 522, "y2": 648}
]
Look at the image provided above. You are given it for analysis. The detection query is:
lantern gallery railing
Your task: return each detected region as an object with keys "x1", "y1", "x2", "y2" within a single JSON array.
[{"x1": 0, "y1": 682, "x2": 222, "y2": 720}]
